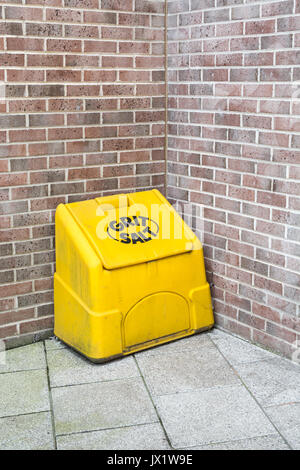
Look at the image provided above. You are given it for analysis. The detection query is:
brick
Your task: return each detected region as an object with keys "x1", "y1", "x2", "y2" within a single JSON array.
[
  {"x1": 48, "y1": 128, "x2": 82, "y2": 141},
  {"x1": 245, "y1": 20, "x2": 275, "y2": 35},
  {"x1": 231, "y1": 37, "x2": 259, "y2": 51},
  {"x1": 85, "y1": 41, "x2": 117, "y2": 53},
  {"x1": 9, "y1": 100, "x2": 46, "y2": 113},
  {"x1": 28, "y1": 85, "x2": 64, "y2": 98},
  {"x1": 10, "y1": 158, "x2": 47, "y2": 171},
  {"x1": 5, "y1": 6, "x2": 43, "y2": 20},
  {"x1": 26, "y1": 23, "x2": 63, "y2": 36},
  {"x1": 66, "y1": 140, "x2": 100, "y2": 154},
  {"x1": 0, "y1": 53, "x2": 24, "y2": 66},
  {"x1": 101, "y1": 0, "x2": 133, "y2": 11},
  {"x1": 0, "y1": 115, "x2": 26, "y2": 128},
  {"x1": 46, "y1": 7, "x2": 82, "y2": 22},
  {"x1": 0, "y1": 308, "x2": 34, "y2": 327},
  {"x1": 239, "y1": 285, "x2": 266, "y2": 304},
  {"x1": 11, "y1": 186, "x2": 48, "y2": 200},
  {"x1": 7, "y1": 37, "x2": 44, "y2": 51},
  {"x1": 243, "y1": 174, "x2": 272, "y2": 191},
  {"x1": 262, "y1": 34, "x2": 292, "y2": 50},
  {"x1": 259, "y1": 132, "x2": 289, "y2": 148},
  {"x1": 0, "y1": 22, "x2": 23, "y2": 35},
  {"x1": 261, "y1": 68, "x2": 292, "y2": 82},
  {"x1": 0, "y1": 201, "x2": 28, "y2": 216},
  {"x1": 30, "y1": 170, "x2": 65, "y2": 184},
  {"x1": 19, "y1": 316, "x2": 54, "y2": 334},
  {"x1": 119, "y1": 42, "x2": 150, "y2": 54},
  {"x1": 50, "y1": 182, "x2": 84, "y2": 196},
  {"x1": 0, "y1": 325, "x2": 17, "y2": 339},
  {"x1": 0, "y1": 228, "x2": 30, "y2": 243},
  {"x1": 245, "y1": 52, "x2": 273, "y2": 67},
  {"x1": 204, "y1": 8, "x2": 229, "y2": 23},
  {"x1": 266, "y1": 322, "x2": 296, "y2": 344},
  {"x1": 66, "y1": 0, "x2": 98, "y2": 7},
  {"x1": 47, "y1": 70, "x2": 81, "y2": 82},
  {"x1": 277, "y1": 16, "x2": 300, "y2": 32},
  {"x1": 101, "y1": 26, "x2": 133, "y2": 40},
  {"x1": 216, "y1": 22, "x2": 242, "y2": 37},
  {"x1": 262, "y1": 0, "x2": 294, "y2": 17},
  {"x1": 232, "y1": 5, "x2": 259, "y2": 20},
  {"x1": 29, "y1": 142, "x2": 64, "y2": 156},
  {"x1": 241, "y1": 231, "x2": 269, "y2": 249},
  {"x1": 0, "y1": 173, "x2": 27, "y2": 187},
  {"x1": 29, "y1": 114, "x2": 64, "y2": 128},
  {"x1": 65, "y1": 25, "x2": 99, "y2": 39},
  {"x1": 225, "y1": 292, "x2": 251, "y2": 312},
  {"x1": 47, "y1": 39, "x2": 82, "y2": 53},
  {"x1": 241, "y1": 258, "x2": 269, "y2": 277},
  {"x1": 238, "y1": 310, "x2": 265, "y2": 331},
  {"x1": 68, "y1": 167, "x2": 100, "y2": 180},
  {"x1": 257, "y1": 191, "x2": 287, "y2": 208}
]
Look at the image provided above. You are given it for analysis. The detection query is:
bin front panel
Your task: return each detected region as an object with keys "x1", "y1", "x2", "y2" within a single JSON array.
[{"x1": 124, "y1": 292, "x2": 190, "y2": 349}]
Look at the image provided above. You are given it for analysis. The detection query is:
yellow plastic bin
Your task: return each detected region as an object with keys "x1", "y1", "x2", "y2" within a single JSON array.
[{"x1": 54, "y1": 189, "x2": 214, "y2": 362}]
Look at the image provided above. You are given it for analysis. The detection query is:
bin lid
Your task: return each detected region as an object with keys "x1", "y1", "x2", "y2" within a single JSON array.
[{"x1": 65, "y1": 190, "x2": 198, "y2": 270}]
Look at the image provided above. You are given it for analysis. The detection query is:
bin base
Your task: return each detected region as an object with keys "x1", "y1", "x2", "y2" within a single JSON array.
[
  {"x1": 55, "y1": 324, "x2": 214, "y2": 364},
  {"x1": 54, "y1": 273, "x2": 214, "y2": 363}
]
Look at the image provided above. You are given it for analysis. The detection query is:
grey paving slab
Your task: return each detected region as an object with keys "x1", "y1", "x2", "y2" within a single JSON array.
[
  {"x1": 45, "y1": 337, "x2": 66, "y2": 351},
  {"x1": 57, "y1": 423, "x2": 170, "y2": 450},
  {"x1": 0, "y1": 331, "x2": 298, "y2": 451},
  {"x1": 265, "y1": 403, "x2": 300, "y2": 450},
  {"x1": 209, "y1": 329, "x2": 276, "y2": 366},
  {"x1": 52, "y1": 377, "x2": 158, "y2": 435},
  {"x1": 0, "y1": 369, "x2": 50, "y2": 418},
  {"x1": 155, "y1": 384, "x2": 275, "y2": 449},
  {"x1": 0, "y1": 342, "x2": 46, "y2": 374},
  {"x1": 185, "y1": 434, "x2": 289, "y2": 450},
  {"x1": 232, "y1": 357, "x2": 300, "y2": 408},
  {"x1": 136, "y1": 341, "x2": 239, "y2": 396},
  {"x1": 134, "y1": 331, "x2": 213, "y2": 358},
  {"x1": 46, "y1": 347, "x2": 140, "y2": 388},
  {"x1": 0, "y1": 412, "x2": 54, "y2": 450}
]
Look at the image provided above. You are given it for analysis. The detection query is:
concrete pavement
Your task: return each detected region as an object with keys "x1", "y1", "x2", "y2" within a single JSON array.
[{"x1": 0, "y1": 328, "x2": 299, "y2": 450}]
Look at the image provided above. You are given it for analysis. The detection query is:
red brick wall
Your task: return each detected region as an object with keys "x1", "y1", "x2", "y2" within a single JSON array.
[
  {"x1": 1, "y1": 0, "x2": 299, "y2": 359},
  {"x1": 167, "y1": 0, "x2": 300, "y2": 359},
  {"x1": 0, "y1": 0, "x2": 166, "y2": 347}
]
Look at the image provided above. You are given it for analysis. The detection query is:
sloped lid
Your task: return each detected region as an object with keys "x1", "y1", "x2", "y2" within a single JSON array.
[{"x1": 66, "y1": 190, "x2": 198, "y2": 270}]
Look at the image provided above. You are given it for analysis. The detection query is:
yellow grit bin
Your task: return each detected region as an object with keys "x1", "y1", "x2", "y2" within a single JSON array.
[{"x1": 54, "y1": 189, "x2": 214, "y2": 362}]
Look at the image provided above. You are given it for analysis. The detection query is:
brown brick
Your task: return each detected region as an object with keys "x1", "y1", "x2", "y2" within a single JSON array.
[
  {"x1": 5, "y1": 5, "x2": 43, "y2": 20},
  {"x1": 47, "y1": 70, "x2": 81, "y2": 82},
  {"x1": 0, "y1": 309, "x2": 34, "y2": 327},
  {"x1": 46, "y1": 7, "x2": 81, "y2": 22},
  {"x1": 7, "y1": 37, "x2": 44, "y2": 51},
  {"x1": 47, "y1": 39, "x2": 82, "y2": 53},
  {"x1": 101, "y1": 0, "x2": 133, "y2": 11},
  {"x1": 65, "y1": 25, "x2": 99, "y2": 39},
  {"x1": 0, "y1": 115, "x2": 26, "y2": 128},
  {"x1": 0, "y1": 22, "x2": 23, "y2": 35},
  {"x1": 0, "y1": 53, "x2": 24, "y2": 66},
  {"x1": 19, "y1": 316, "x2": 54, "y2": 334},
  {"x1": 0, "y1": 325, "x2": 17, "y2": 339},
  {"x1": 84, "y1": 11, "x2": 116, "y2": 23},
  {"x1": 26, "y1": 23, "x2": 62, "y2": 36}
]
